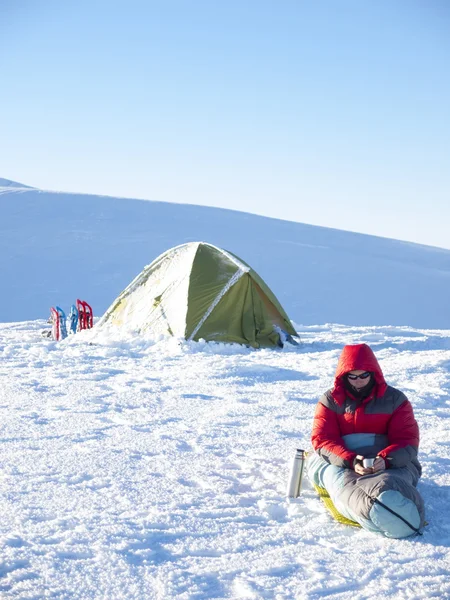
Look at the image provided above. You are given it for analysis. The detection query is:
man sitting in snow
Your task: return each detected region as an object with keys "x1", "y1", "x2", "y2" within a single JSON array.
[{"x1": 307, "y1": 343, "x2": 425, "y2": 538}]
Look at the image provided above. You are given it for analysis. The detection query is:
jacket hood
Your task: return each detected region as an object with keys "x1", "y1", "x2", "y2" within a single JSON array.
[{"x1": 332, "y1": 343, "x2": 387, "y2": 404}]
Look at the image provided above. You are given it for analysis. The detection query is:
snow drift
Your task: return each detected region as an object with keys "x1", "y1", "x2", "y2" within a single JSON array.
[{"x1": 2, "y1": 179, "x2": 450, "y2": 328}]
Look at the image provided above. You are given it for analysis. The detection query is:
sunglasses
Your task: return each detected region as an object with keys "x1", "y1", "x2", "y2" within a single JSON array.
[{"x1": 347, "y1": 371, "x2": 371, "y2": 381}]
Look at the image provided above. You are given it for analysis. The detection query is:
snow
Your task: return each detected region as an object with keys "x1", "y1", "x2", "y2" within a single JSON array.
[
  {"x1": 1, "y1": 321, "x2": 450, "y2": 598},
  {"x1": 1, "y1": 180, "x2": 450, "y2": 598},
  {"x1": 2, "y1": 182, "x2": 450, "y2": 328},
  {"x1": 0, "y1": 178, "x2": 33, "y2": 189}
]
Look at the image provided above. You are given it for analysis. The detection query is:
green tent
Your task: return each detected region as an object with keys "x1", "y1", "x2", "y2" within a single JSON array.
[{"x1": 96, "y1": 242, "x2": 298, "y2": 348}]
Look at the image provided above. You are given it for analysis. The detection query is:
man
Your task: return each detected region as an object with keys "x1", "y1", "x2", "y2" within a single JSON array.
[{"x1": 308, "y1": 343, "x2": 425, "y2": 538}]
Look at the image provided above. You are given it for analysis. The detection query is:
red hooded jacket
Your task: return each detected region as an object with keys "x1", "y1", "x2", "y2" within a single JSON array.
[{"x1": 311, "y1": 344, "x2": 420, "y2": 469}]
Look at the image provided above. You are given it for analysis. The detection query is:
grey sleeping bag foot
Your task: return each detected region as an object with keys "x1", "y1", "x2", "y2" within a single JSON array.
[{"x1": 308, "y1": 452, "x2": 425, "y2": 538}]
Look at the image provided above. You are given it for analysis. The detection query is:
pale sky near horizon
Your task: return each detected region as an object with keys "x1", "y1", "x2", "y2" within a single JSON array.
[{"x1": 1, "y1": 1, "x2": 449, "y2": 249}]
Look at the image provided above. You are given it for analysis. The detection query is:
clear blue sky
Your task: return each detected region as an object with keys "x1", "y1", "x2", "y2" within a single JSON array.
[{"x1": 1, "y1": 1, "x2": 449, "y2": 248}]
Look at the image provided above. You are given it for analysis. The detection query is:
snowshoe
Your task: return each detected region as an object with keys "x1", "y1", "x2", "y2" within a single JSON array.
[
  {"x1": 56, "y1": 306, "x2": 67, "y2": 339},
  {"x1": 69, "y1": 304, "x2": 78, "y2": 334},
  {"x1": 76, "y1": 299, "x2": 93, "y2": 330}
]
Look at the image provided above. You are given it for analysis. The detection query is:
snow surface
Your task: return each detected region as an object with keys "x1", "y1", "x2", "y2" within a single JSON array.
[
  {"x1": 2, "y1": 181, "x2": 450, "y2": 328},
  {"x1": 2, "y1": 179, "x2": 450, "y2": 598},
  {"x1": 0, "y1": 178, "x2": 33, "y2": 189},
  {"x1": 1, "y1": 321, "x2": 449, "y2": 599}
]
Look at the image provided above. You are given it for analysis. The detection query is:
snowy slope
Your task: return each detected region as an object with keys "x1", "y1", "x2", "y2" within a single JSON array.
[
  {"x1": 0, "y1": 178, "x2": 33, "y2": 189},
  {"x1": 0, "y1": 321, "x2": 449, "y2": 599},
  {"x1": 1, "y1": 179, "x2": 450, "y2": 598},
  {"x1": 2, "y1": 180, "x2": 450, "y2": 328}
]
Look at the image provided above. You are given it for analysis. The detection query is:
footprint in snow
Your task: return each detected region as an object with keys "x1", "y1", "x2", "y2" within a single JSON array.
[
  {"x1": 55, "y1": 551, "x2": 93, "y2": 561},
  {"x1": 0, "y1": 559, "x2": 32, "y2": 579},
  {"x1": 176, "y1": 440, "x2": 193, "y2": 452},
  {"x1": 66, "y1": 474, "x2": 94, "y2": 485},
  {"x1": 2, "y1": 534, "x2": 29, "y2": 548},
  {"x1": 21, "y1": 413, "x2": 51, "y2": 425},
  {"x1": 177, "y1": 477, "x2": 201, "y2": 488},
  {"x1": 257, "y1": 499, "x2": 288, "y2": 521}
]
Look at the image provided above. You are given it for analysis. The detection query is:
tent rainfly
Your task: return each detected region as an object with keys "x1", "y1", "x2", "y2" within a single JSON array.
[{"x1": 96, "y1": 242, "x2": 298, "y2": 348}]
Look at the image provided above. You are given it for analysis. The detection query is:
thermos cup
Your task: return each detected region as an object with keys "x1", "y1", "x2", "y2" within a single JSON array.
[
  {"x1": 363, "y1": 458, "x2": 375, "y2": 468},
  {"x1": 286, "y1": 448, "x2": 306, "y2": 498}
]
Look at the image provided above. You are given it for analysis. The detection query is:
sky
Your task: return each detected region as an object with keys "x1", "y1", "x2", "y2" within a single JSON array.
[{"x1": 1, "y1": 0, "x2": 450, "y2": 249}]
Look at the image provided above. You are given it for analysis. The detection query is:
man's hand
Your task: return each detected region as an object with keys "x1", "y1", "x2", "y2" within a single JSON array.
[
  {"x1": 353, "y1": 455, "x2": 373, "y2": 476},
  {"x1": 372, "y1": 456, "x2": 386, "y2": 472},
  {"x1": 353, "y1": 455, "x2": 386, "y2": 475}
]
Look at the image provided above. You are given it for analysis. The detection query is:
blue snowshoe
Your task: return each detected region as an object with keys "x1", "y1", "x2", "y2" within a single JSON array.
[
  {"x1": 56, "y1": 307, "x2": 67, "y2": 339},
  {"x1": 69, "y1": 304, "x2": 79, "y2": 334}
]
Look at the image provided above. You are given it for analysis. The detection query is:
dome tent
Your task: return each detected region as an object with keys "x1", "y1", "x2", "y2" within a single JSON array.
[{"x1": 96, "y1": 242, "x2": 298, "y2": 348}]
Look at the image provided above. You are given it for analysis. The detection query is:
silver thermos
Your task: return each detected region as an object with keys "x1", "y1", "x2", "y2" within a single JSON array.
[{"x1": 286, "y1": 448, "x2": 306, "y2": 498}]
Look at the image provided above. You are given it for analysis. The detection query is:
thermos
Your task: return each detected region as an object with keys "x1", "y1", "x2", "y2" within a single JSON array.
[
  {"x1": 286, "y1": 448, "x2": 306, "y2": 498},
  {"x1": 363, "y1": 458, "x2": 375, "y2": 468}
]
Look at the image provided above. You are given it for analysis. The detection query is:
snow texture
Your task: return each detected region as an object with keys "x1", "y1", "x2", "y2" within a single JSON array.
[
  {"x1": 0, "y1": 322, "x2": 449, "y2": 599},
  {"x1": 1, "y1": 179, "x2": 450, "y2": 598}
]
